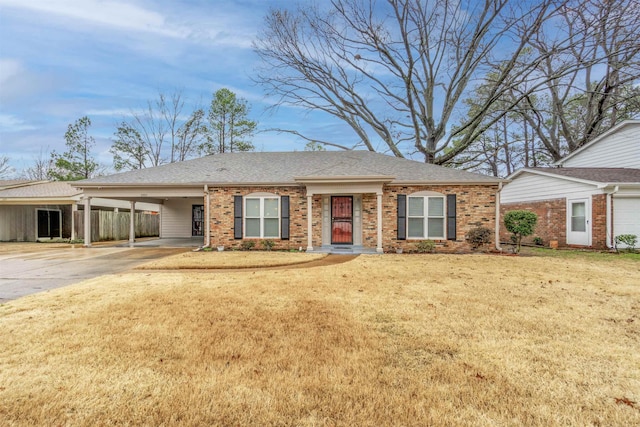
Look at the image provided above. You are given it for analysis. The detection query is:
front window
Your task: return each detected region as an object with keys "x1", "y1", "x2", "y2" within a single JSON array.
[
  {"x1": 245, "y1": 196, "x2": 280, "y2": 238},
  {"x1": 407, "y1": 196, "x2": 445, "y2": 239}
]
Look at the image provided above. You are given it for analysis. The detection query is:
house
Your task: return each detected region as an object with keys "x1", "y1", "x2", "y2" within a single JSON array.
[
  {"x1": 0, "y1": 180, "x2": 159, "y2": 242},
  {"x1": 72, "y1": 151, "x2": 504, "y2": 253},
  {"x1": 501, "y1": 120, "x2": 640, "y2": 249}
]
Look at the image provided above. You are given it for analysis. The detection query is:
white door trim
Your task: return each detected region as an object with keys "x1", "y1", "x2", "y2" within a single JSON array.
[{"x1": 566, "y1": 197, "x2": 591, "y2": 246}]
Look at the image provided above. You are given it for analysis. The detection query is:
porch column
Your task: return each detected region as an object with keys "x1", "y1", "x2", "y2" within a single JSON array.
[
  {"x1": 129, "y1": 201, "x2": 136, "y2": 246},
  {"x1": 83, "y1": 196, "x2": 92, "y2": 247},
  {"x1": 376, "y1": 192, "x2": 383, "y2": 253},
  {"x1": 204, "y1": 185, "x2": 211, "y2": 247},
  {"x1": 306, "y1": 194, "x2": 313, "y2": 251},
  {"x1": 71, "y1": 203, "x2": 77, "y2": 241}
]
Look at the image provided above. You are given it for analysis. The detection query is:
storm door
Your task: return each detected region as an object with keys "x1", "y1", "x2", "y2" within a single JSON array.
[
  {"x1": 192, "y1": 205, "x2": 204, "y2": 236},
  {"x1": 37, "y1": 209, "x2": 61, "y2": 239},
  {"x1": 331, "y1": 196, "x2": 353, "y2": 244},
  {"x1": 567, "y1": 198, "x2": 590, "y2": 246}
]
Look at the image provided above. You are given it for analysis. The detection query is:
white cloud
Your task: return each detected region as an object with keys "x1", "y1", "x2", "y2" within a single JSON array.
[
  {"x1": 0, "y1": 114, "x2": 37, "y2": 132},
  {"x1": 85, "y1": 108, "x2": 135, "y2": 117},
  {"x1": 0, "y1": 0, "x2": 186, "y2": 38}
]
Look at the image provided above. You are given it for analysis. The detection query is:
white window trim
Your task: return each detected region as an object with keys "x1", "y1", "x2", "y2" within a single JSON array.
[
  {"x1": 35, "y1": 208, "x2": 63, "y2": 240},
  {"x1": 406, "y1": 194, "x2": 446, "y2": 240},
  {"x1": 244, "y1": 195, "x2": 280, "y2": 239}
]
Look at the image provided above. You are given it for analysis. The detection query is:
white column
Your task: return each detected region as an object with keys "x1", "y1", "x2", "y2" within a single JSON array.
[
  {"x1": 71, "y1": 203, "x2": 77, "y2": 241},
  {"x1": 306, "y1": 194, "x2": 314, "y2": 251},
  {"x1": 83, "y1": 197, "x2": 92, "y2": 247},
  {"x1": 204, "y1": 185, "x2": 211, "y2": 247},
  {"x1": 129, "y1": 201, "x2": 136, "y2": 245},
  {"x1": 376, "y1": 193, "x2": 384, "y2": 253}
]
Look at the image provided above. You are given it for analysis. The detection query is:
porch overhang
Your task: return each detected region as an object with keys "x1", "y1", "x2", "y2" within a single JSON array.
[{"x1": 294, "y1": 175, "x2": 394, "y2": 196}]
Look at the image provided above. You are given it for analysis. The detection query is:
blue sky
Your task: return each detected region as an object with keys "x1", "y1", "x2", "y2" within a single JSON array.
[{"x1": 0, "y1": 0, "x2": 356, "y2": 176}]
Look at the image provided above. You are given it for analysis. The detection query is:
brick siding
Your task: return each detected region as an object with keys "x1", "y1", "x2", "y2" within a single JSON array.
[{"x1": 208, "y1": 184, "x2": 499, "y2": 253}]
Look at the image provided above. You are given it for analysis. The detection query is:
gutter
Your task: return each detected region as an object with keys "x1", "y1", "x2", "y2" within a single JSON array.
[
  {"x1": 495, "y1": 182, "x2": 503, "y2": 252},
  {"x1": 605, "y1": 185, "x2": 619, "y2": 249}
]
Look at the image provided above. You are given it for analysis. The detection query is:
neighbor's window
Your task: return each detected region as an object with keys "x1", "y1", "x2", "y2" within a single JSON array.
[
  {"x1": 245, "y1": 196, "x2": 279, "y2": 238},
  {"x1": 407, "y1": 195, "x2": 445, "y2": 239}
]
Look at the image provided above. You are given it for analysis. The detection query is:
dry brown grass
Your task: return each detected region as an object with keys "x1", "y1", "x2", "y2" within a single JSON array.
[
  {"x1": 137, "y1": 251, "x2": 327, "y2": 269},
  {"x1": 0, "y1": 253, "x2": 638, "y2": 426}
]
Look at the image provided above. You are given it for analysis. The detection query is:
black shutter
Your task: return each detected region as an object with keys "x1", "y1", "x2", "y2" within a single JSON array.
[
  {"x1": 233, "y1": 196, "x2": 243, "y2": 239},
  {"x1": 281, "y1": 196, "x2": 290, "y2": 240},
  {"x1": 447, "y1": 194, "x2": 456, "y2": 241},
  {"x1": 397, "y1": 194, "x2": 406, "y2": 240}
]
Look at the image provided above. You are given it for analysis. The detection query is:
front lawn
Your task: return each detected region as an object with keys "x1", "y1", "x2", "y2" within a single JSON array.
[{"x1": 0, "y1": 252, "x2": 638, "y2": 426}]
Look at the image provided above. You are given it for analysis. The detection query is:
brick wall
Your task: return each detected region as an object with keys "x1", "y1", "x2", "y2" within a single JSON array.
[
  {"x1": 500, "y1": 195, "x2": 608, "y2": 249},
  {"x1": 208, "y1": 184, "x2": 499, "y2": 253}
]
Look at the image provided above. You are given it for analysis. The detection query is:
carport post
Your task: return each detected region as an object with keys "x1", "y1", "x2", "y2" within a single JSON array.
[
  {"x1": 83, "y1": 197, "x2": 92, "y2": 247},
  {"x1": 129, "y1": 201, "x2": 136, "y2": 246}
]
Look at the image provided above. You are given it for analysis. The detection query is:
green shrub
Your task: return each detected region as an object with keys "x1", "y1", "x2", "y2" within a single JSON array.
[
  {"x1": 416, "y1": 240, "x2": 436, "y2": 253},
  {"x1": 262, "y1": 239, "x2": 276, "y2": 251},
  {"x1": 614, "y1": 234, "x2": 637, "y2": 253},
  {"x1": 504, "y1": 210, "x2": 538, "y2": 254},
  {"x1": 240, "y1": 240, "x2": 255, "y2": 251},
  {"x1": 533, "y1": 236, "x2": 544, "y2": 246},
  {"x1": 466, "y1": 226, "x2": 492, "y2": 249}
]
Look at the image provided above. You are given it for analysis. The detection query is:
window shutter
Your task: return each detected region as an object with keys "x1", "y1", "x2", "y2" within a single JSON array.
[
  {"x1": 447, "y1": 194, "x2": 456, "y2": 240},
  {"x1": 281, "y1": 196, "x2": 290, "y2": 240},
  {"x1": 233, "y1": 196, "x2": 243, "y2": 240},
  {"x1": 397, "y1": 194, "x2": 406, "y2": 240}
]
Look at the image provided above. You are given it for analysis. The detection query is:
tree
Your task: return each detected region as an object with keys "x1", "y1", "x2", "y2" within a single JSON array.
[
  {"x1": 0, "y1": 155, "x2": 12, "y2": 178},
  {"x1": 110, "y1": 90, "x2": 206, "y2": 171},
  {"x1": 203, "y1": 88, "x2": 257, "y2": 154},
  {"x1": 254, "y1": 0, "x2": 567, "y2": 163},
  {"x1": 22, "y1": 147, "x2": 53, "y2": 180},
  {"x1": 49, "y1": 116, "x2": 100, "y2": 181},
  {"x1": 504, "y1": 210, "x2": 538, "y2": 254}
]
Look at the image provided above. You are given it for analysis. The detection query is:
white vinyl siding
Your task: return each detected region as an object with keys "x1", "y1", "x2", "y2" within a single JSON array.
[
  {"x1": 501, "y1": 172, "x2": 597, "y2": 204},
  {"x1": 407, "y1": 196, "x2": 445, "y2": 239},
  {"x1": 161, "y1": 198, "x2": 201, "y2": 238},
  {"x1": 561, "y1": 124, "x2": 640, "y2": 168}
]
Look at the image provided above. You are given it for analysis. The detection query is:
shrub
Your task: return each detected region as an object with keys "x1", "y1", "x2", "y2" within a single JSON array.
[
  {"x1": 614, "y1": 234, "x2": 637, "y2": 253},
  {"x1": 416, "y1": 240, "x2": 436, "y2": 253},
  {"x1": 240, "y1": 240, "x2": 255, "y2": 251},
  {"x1": 262, "y1": 239, "x2": 276, "y2": 251},
  {"x1": 533, "y1": 236, "x2": 544, "y2": 246},
  {"x1": 466, "y1": 226, "x2": 492, "y2": 250},
  {"x1": 504, "y1": 210, "x2": 538, "y2": 254}
]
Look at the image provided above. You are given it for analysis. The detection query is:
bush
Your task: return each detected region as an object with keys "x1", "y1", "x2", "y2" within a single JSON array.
[
  {"x1": 240, "y1": 240, "x2": 255, "y2": 251},
  {"x1": 504, "y1": 210, "x2": 538, "y2": 254},
  {"x1": 533, "y1": 236, "x2": 544, "y2": 246},
  {"x1": 614, "y1": 234, "x2": 637, "y2": 253},
  {"x1": 262, "y1": 239, "x2": 276, "y2": 251},
  {"x1": 466, "y1": 226, "x2": 492, "y2": 250},
  {"x1": 416, "y1": 240, "x2": 436, "y2": 253}
]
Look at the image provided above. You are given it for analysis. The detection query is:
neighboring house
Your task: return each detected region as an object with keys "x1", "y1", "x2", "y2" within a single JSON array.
[
  {"x1": 501, "y1": 120, "x2": 640, "y2": 249},
  {"x1": 72, "y1": 151, "x2": 504, "y2": 253},
  {"x1": 0, "y1": 180, "x2": 159, "y2": 242}
]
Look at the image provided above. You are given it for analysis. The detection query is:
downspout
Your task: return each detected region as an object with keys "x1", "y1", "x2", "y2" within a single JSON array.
[
  {"x1": 495, "y1": 182, "x2": 503, "y2": 252},
  {"x1": 605, "y1": 185, "x2": 619, "y2": 249},
  {"x1": 204, "y1": 184, "x2": 211, "y2": 248}
]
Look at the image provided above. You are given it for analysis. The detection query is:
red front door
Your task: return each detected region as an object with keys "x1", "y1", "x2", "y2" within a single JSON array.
[{"x1": 331, "y1": 196, "x2": 353, "y2": 244}]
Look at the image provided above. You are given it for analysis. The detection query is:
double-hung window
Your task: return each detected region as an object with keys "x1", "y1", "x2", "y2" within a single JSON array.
[
  {"x1": 407, "y1": 195, "x2": 445, "y2": 239},
  {"x1": 245, "y1": 196, "x2": 280, "y2": 238}
]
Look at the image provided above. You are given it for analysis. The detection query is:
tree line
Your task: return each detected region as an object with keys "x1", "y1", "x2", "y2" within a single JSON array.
[
  {"x1": 3, "y1": 0, "x2": 638, "y2": 181},
  {"x1": 11, "y1": 88, "x2": 257, "y2": 181}
]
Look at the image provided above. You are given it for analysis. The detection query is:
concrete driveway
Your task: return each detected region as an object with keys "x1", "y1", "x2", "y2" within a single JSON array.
[{"x1": 0, "y1": 246, "x2": 188, "y2": 303}]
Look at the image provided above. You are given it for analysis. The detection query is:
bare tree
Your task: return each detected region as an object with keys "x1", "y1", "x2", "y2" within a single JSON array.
[
  {"x1": 254, "y1": 0, "x2": 565, "y2": 164},
  {"x1": 110, "y1": 90, "x2": 206, "y2": 171},
  {"x1": 0, "y1": 155, "x2": 13, "y2": 178},
  {"x1": 22, "y1": 148, "x2": 53, "y2": 180},
  {"x1": 517, "y1": 0, "x2": 640, "y2": 160}
]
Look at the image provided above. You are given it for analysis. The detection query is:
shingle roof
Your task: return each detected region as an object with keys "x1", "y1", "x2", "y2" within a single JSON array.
[
  {"x1": 75, "y1": 151, "x2": 502, "y2": 186},
  {"x1": 0, "y1": 179, "x2": 40, "y2": 190},
  {"x1": 0, "y1": 181, "x2": 81, "y2": 198},
  {"x1": 528, "y1": 167, "x2": 640, "y2": 183}
]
